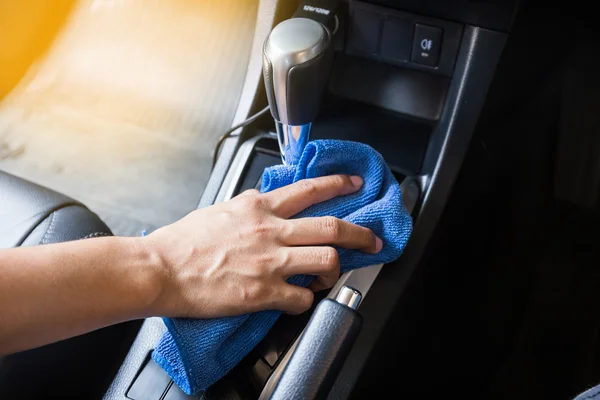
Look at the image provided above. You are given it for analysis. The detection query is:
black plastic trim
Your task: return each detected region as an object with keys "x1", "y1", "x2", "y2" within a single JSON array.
[
  {"x1": 270, "y1": 299, "x2": 362, "y2": 400},
  {"x1": 326, "y1": 26, "x2": 507, "y2": 399},
  {"x1": 286, "y1": 43, "x2": 334, "y2": 125},
  {"x1": 346, "y1": 1, "x2": 464, "y2": 77}
]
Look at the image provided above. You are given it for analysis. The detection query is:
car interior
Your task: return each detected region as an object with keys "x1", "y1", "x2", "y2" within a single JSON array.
[{"x1": 2, "y1": 0, "x2": 600, "y2": 399}]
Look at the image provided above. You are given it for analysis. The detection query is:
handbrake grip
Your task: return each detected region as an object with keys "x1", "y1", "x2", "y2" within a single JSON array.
[{"x1": 269, "y1": 287, "x2": 363, "y2": 400}]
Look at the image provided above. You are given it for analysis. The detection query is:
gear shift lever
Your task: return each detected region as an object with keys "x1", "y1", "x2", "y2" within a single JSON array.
[{"x1": 263, "y1": 17, "x2": 333, "y2": 164}]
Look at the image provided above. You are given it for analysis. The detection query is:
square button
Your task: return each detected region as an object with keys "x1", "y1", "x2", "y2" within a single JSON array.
[
  {"x1": 348, "y1": 9, "x2": 382, "y2": 55},
  {"x1": 411, "y1": 24, "x2": 443, "y2": 67},
  {"x1": 380, "y1": 17, "x2": 413, "y2": 62}
]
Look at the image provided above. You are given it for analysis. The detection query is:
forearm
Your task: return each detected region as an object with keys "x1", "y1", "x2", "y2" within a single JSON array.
[
  {"x1": 0, "y1": 175, "x2": 377, "y2": 356},
  {"x1": 0, "y1": 236, "x2": 162, "y2": 355}
]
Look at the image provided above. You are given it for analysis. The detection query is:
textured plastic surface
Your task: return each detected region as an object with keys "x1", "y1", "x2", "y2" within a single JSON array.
[
  {"x1": 127, "y1": 359, "x2": 171, "y2": 400},
  {"x1": 270, "y1": 299, "x2": 362, "y2": 400},
  {"x1": 102, "y1": 318, "x2": 168, "y2": 400}
]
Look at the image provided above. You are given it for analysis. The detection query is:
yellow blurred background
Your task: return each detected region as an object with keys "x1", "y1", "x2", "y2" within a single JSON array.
[
  {"x1": 0, "y1": 0, "x2": 258, "y2": 236},
  {"x1": 0, "y1": 0, "x2": 77, "y2": 99}
]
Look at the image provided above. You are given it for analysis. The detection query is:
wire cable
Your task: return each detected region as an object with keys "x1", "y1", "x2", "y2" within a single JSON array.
[
  {"x1": 332, "y1": 14, "x2": 339, "y2": 35},
  {"x1": 211, "y1": 105, "x2": 270, "y2": 169}
]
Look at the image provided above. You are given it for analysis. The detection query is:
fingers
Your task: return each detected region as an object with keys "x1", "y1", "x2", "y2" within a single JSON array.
[
  {"x1": 309, "y1": 278, "x2": 331, "y2": 293},
  {"x1": 282, "y1": 217, "x2": 382, "y2": 254},
  {"x1": 273, "y1": 284, "x2": 315, "y2": 315},
  {"x1": 264, "y1": 175, "x2": 363, "y2": 218},
  {"x1": 279, "y1": 247, "x2": 340, "y2": 290},
  {"x1": 256, "y1": 246, "x2": 345, "y2": 315}
]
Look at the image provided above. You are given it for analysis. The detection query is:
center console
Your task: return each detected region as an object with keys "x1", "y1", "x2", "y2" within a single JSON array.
[{"x1": 102, "y1": 0, "x2": 515, "y2": 399}]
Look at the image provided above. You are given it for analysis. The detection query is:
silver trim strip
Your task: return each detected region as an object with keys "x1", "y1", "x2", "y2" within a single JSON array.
[
  {"x1": 335, "y1": 286, "x2": 362, "y2": 310},
  {"x1": 275, "y1": 122, "x2": 312, "y2": 165}
]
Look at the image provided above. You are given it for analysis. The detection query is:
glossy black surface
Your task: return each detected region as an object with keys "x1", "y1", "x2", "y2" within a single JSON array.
[
  {"x1": 314, "y1": 94, "x2": 433, "y2": 175},
  {"x1": 345, "y1": 1, "x2": 463, "y2": 77},
  {"x1": 328, "y1": 26, "x2": 508, "y2": 399},
  {"x1": 364, "y1": 0, "x2": 519, "y2": 32}
]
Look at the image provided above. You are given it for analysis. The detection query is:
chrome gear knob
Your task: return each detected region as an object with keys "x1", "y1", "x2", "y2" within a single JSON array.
[{"x1": 262, "y1": 17, "x2": 333, "y2": 164}]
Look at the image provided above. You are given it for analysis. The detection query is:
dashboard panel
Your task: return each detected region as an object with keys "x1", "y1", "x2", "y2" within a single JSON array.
[{"x1": 362, "y1": 0, "x2": 520, "y2": 32}]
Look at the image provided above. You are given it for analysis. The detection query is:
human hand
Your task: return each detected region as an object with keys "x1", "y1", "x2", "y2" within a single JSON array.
[{"x1": 144, "y1": 175, "x2": 382, "y2": 319}]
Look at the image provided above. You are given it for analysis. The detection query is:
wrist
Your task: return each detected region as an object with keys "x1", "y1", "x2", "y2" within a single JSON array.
[{"x1": 125, "y1": 236, "x2": 167, "y2": 318}]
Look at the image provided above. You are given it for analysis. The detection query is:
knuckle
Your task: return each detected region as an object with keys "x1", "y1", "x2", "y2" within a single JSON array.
[
  {"x1": 360, "y1": 226, "x2": 374, "y2": 244},
  {"x1": 323, "y1": 216, "x2": 342, "y2": 240},
  {"x1": 242, "y1": 282, "x2": 268, "y2": 303},
  {"x1": 239, "y1": 285, "x2": 252, "y2": 302},
  {"x1": 258, "y1": 252, "x2": 277, "y2": 266},
  {"x1": 332, "y1": 174, "x2": 351, "y2": 188},
  {"x1": 367, "y1": 229, "x2": 377, "y2": 246},
  {"x1": 296, "y1": 179, "x2": 318, "y2": 197},
  {"x1": 280, "y1": 221, "x2": 294, "y2": 240},
  {"x1": 243, "y1": 194, "x2": 265, "y2": 210},
  {"x1": 250, "y1": 221, "x2": 271, "y2": 236},
  {"x1": 278, "y1": 249, "x2": 292, "y2": 268},
  {"x1": 321, "y1": 247, "x2": 339, "y2": 271},
  {"x1": 246, "y1": 215, "x2": 275, "y2": 236}
]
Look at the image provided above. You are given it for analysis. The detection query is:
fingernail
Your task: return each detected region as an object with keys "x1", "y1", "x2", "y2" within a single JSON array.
[
  {"x1": 375, "y1": 236, "x2": 383, "y2": 253},
  {"x1": 350, "y1": 175, "x2": 363, "y2": 188}
]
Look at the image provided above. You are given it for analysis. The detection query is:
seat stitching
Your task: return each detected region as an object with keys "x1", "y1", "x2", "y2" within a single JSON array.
[
  {"x1": 40, "y1": 212, "x2": 57, "y2": 245},
  {"x1": 81, "y1": 232, "x2": 111, "y2": 240}
]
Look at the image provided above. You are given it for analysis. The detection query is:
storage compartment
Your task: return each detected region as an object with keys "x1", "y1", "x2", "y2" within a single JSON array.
[{"x1": 314, "y1": 93, "x2": 433, "y2": 175}]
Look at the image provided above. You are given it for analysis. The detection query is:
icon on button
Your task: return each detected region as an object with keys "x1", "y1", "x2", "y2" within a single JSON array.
[
  {"x1": 412, "y1": 24, "x2": 442, "y2": 67},
  {"x1": 420, "y1": 39, "x2": 432, "y2": 51}
]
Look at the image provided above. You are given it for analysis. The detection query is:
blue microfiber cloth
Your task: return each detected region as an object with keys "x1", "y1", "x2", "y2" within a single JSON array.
[{"x1": 152, "y1": 139, "x2": 413, "y2": 394}]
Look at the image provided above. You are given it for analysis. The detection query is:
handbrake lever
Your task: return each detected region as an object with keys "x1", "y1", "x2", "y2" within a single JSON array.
[
  {"x1": 268, "y1": 287, "x2": 363, "y2": 400},
  {"x1": 260, "y1": 177, "x2": 420, "y2": 400}
]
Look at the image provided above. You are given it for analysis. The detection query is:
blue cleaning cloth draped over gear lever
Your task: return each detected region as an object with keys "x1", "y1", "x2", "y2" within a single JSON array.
[{"x1": 152, "y1": 139, "x2": 413, "y2": 394}]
